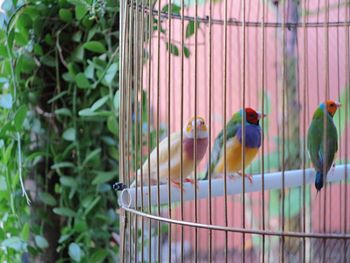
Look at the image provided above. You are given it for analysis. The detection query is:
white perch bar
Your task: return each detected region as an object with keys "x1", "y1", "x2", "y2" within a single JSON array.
[{"x1": 119, "y1": 164, "x2": 350, "y2": 208}]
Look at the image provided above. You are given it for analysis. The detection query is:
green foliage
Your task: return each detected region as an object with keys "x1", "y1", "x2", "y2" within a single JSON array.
[
  {"x1": 0, "y1": 0, "x2": 120, "y2": 261},
  {"x1": 152, "y1": 3, "x2": 197, "y2": 58},
  {"x1": 185, "y1": 20, "x2": 200, "y2": 38},
  {"x1": 166, "y1": 42, "x2": 179, "y2": 56}
]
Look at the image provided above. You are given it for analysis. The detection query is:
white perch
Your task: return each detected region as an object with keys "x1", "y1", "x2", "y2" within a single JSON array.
[{"x1": 119, "y1": 164, "x2": 350, "y2": 208}]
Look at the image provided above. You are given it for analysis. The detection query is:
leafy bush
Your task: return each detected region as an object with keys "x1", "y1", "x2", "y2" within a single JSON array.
[{"x1": 0, "y1": 0, "x2": 120, "y2": 261}]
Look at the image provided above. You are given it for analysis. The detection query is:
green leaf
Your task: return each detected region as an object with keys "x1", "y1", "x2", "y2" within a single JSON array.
[
  {"x1": 48, "y1": 91, "x2": 69, "y2": 104},
  {"x1": 75, "y1": 4, "x2": 88, "y2": 20},
  {"x1": 60, "y1": 176, "x2": 77, "y2": 188},
  {"x1": 38, "y1": 192, "x2": 57, "y2": 206},
  {"x1": 55, "y1": 108, "x2": 72, "y2": 117},
  {"x1": 162, "y1": 3, "x2": 181, "y2": 14},
  {"x1": 18, "y1": 14, "x2": 31, "y2": 30},
  {"x1": 104, "y1": 63, "x2": 118, "y2": 85},
  {"x1": 14, "y1": 105, "x2": 28, "y2": 131},
  {"x1": 3, "y1": 142, "x2": 13, "y2": 165},
  {"x1": 41, "y1": 55, "x2": 56, "y2": 67},
  {"x1": 91, "y1": 96, "x2": 109, "y2": 111},
  {"x1": 82, "y1": 195, "x2": 94, "y2": 207},
  {"x1": 166, "y1": 42, "x2": 179, "y2": 56},
  {"x1": 53, "y1": 207, "x2": 76, "y2": 217},
  {"x1": 183, "y1": 46, "x2": 190, "y2": 58},
  {"x1": 21, "y1": 223, "x2": 30, "y2": 241},
  {"x1": 75, "y1": 73, "x2": 90, "y2": 88},
  {"x1": 84, "y1": 196, "x2": 101, "y2": 215},
  {"x1": 58, "y1": 233, "x2": 73, "y2": 244},
  {"x1": 84, "y1": 64, "x2": 94, "y2": 79},
  {"x1": 107, "y1": 116, "x2": 118, "y2": 135},
  {"x1": 35, "y1": 235, "x2": 49, "y2": 249},
  {"x1": 78, "y1": 108, "x2": 112, "y2": 117},
  {"x1": 68, "y1": 63, "x2": 78, "y2": 77},
  {"x1": 34, "y1": 44, "x2": 43, "y2": 56},
  {"x1": 0, "y1": 94, "x2": 13, "y2": 109},
  {"x1": 63, "y1": 128, "x2": 76, "y2": 141},
  {"x1": 14, "y1": 32, "x2": 28, "y2": 46},
  {"x1": 51, "y1": 162, "x2": 75, "y2": 169},
  {"x1": 69, "y1": 242, "x2": 82, "y2": 262},
  {"x1": 74, "y1": 219, "x2": 88, "y2": 232},
  {"x1": 90, "y1": 249, "x2": 109, "y2": 263},
  {"x1": 0, "y1": 45, "x2": 8, "y2": 58},
  {"x1": 72, "y1": 45, "x2": 85, "y2": 61},
  {"x1": 72, "y1": 31, "x2": 82, "y2": 42},
  {"x1": 83, "y1": 41, "x2": 106, "y2": 53},
  {"x1": 186, "y1": 20, "x2": 200, "y2": 38},
  {"x1": 1, "y1": 0, "x2": 13, "y2": 12},
  {"x1": 59, "y1": 9, "x2": 73, "y2": 23},
  {"x1": 1, "y1": 237, "x2": 26, "y2": 251},
  {"x1": 92, "y1": 171, "x2": 117, "y2": 185},
  {"x1": 0, "y1": 176, "x2": 6, "y2": 191},
  {"x1": 82, "y1": 148, "x2": 101, "y2": 167}
]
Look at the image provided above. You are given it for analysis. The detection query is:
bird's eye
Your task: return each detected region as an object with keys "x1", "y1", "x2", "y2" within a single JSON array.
[{"x1": 330, "y1": 103, "x2": 335, "y2": 107}]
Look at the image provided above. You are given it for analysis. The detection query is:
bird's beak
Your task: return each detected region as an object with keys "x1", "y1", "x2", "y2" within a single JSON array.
[
  {"x1": 200, "y1": 123, "x2": 208, "y2": 132},
  {"x1": 257, "y1": 112, "x2": 267, "y2": 119},
  {"x1": 335, "y1": 101, "x2": 341, "y2": 108}
]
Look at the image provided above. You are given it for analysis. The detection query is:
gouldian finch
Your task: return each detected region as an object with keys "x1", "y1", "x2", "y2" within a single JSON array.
[
  {"x1": 205, "y1": 108, "x2": 265, "y2": 181},
  {"x1": 307, "y1": 100, "x2": 340, "y2": 191},
  {"x1": 130, "y1": 116, "x2": 209, "y2": 189}
]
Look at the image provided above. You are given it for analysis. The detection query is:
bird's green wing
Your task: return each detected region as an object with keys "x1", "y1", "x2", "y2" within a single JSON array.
[
  {"x1": 307, "y1": 117, "x2": 323, "y2": 172},
  {"x1": 205, "y1": 111, "x2": 242, "y2": 179},
  {"x1": 322, "y1": 117, "x2": 338, "y2": 170}
]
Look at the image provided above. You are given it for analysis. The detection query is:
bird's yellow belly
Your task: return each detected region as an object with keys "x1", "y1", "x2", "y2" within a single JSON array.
[
  {"x1": 215, "y1": 147, "x2": 259, "y2": 173},
  {"x1": 167, "y1": 159, "x2": 195, "y2": 181},
  {"x1": 147, "y1": 158, "x2": 195, "y2": 183}
]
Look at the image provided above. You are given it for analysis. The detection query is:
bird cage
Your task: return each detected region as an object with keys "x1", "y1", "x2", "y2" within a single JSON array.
[{"x1": 118, "y1": 0, "x2": 350, "y2": 262}]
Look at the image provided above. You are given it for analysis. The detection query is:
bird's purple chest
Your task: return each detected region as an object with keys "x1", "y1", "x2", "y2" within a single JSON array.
[
  {"x1": 183, "y1": 137, "x2": 209, "y2": 161},
  {"x1": 236, "y1": 124, "x2": 261, "y2": 148}
]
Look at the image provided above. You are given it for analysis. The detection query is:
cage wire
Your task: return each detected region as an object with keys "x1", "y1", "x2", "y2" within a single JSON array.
[{"x1": 118, "y1": 0, "x2": 350, "y2": 262}]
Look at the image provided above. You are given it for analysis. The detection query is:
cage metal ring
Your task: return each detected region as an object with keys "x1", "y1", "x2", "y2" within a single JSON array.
[{"x1": 124, "y1": 207, "x2": 350, "y2": 240}]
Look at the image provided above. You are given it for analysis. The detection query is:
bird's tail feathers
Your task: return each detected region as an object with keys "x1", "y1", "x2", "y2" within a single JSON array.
[
  {"x1": 315, "y1": 171, "x2": 324, "y2": 192},
  {"x1": 204, "y1": 167, "x2": 209, "y2": 180}
]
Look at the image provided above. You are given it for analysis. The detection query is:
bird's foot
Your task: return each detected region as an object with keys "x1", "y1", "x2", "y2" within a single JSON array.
[
  {"x1": 236, "y1": 172, "x2": 253, "y2": 183},
  {"x1": 185, "y1": 178, "x2": 199, "y2": 190},
  {"x1": 171, "y1": 180, "x2": 185, "y2": 192}
]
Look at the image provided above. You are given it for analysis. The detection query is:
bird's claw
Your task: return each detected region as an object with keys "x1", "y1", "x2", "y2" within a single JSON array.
[
  {"x1": 246, "y1": 174, "x2": 253, "y2": 183},
  {"x1": 185, "y1": 178, "x2": 199, "y2": 190},
  {"x1": 171, "y1": 180, "x2": 185, "y2": 192},
  {"x1": 236, "y1": 172, "x2": 253, "y2": 183}
]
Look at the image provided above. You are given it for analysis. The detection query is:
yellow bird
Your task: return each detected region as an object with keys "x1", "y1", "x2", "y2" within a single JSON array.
[
  {"x1": 205, "y1": 108, "x2": 265, "y2": 182},
  {"x1": 130, "y1": 116, "x2": 209, "y2": 189}
]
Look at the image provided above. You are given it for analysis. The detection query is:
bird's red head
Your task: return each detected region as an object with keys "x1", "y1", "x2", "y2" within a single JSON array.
[
  {"x1": 245, "y1": 108, "x2": 266, "y2": 125},
  {"x1": 325, "y1": 100, "x2": 341, "y2": 117}
]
